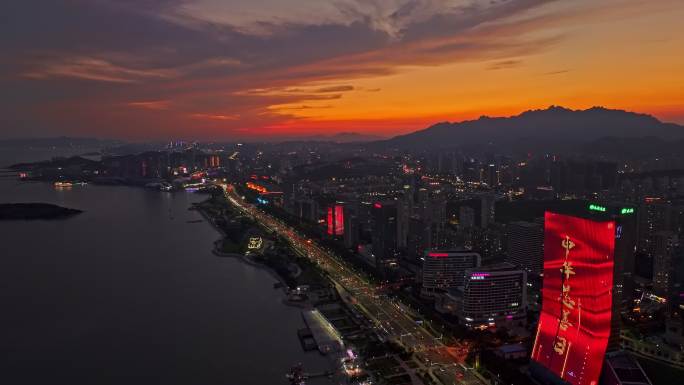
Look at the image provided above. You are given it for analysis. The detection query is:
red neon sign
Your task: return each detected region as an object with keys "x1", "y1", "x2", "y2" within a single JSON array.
[
  {"x1": 373, "y1": 203, "x2": 382, "y2": 209},
  {"x1": 428, "y1": 252, "x2": 450, "y2": 257},
  {"x1": 531, "y1": 212, "x2": 615, "y2": 385}
]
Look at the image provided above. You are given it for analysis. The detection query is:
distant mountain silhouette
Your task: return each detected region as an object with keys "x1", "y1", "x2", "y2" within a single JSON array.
[
  {"x1": 292, "y1": 132, "x2": 385, "y2": 143},
  {"x1": 0, "y1": 136, "x2": 121, "y2": 148},
  {"x1": 378, "y1": 106, "x2": 684, "y2": 152}
]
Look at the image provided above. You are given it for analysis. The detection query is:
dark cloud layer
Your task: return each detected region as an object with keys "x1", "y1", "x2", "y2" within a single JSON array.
[{"x1": 0, "y1": 0, "x2": 578, "y2": 139}]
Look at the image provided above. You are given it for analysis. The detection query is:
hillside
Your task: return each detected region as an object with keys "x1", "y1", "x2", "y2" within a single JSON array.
[{"x1": 378, "y1": 106, "x2": 684, "y2": 152}]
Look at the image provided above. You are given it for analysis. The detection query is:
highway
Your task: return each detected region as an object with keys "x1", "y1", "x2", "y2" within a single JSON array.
[{"x1": 221, "y1": 184, "x2": 486, "y2": 385}]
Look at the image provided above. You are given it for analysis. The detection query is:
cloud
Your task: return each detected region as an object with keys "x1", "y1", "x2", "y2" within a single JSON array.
[
  {"x1": 127, "y1": 100, "x2": 172, "y2": 110},
  {"x1": 314, "y1": 85, "x2": 355, "y2": 93},
  {"x1": 23, "y1": 56, "x2": 176, "y2": 83},
  {"x1": 277, "y1": 105, "x2": 334, "y2": 110},
  {"x1": 3, "y1": 0, "x2": 675, "y2": 139},
  {"x1": 543, "y1": 69, "x2": 570, "y2": 76},
  {"x1": 191, "y1": 113, "x2": 240, "y2": 120},
  {"x1": 486, "y1": 59, "x2": 523, "y2": 70},
  {"x1": 0, "y1": 0, "x2": 565, "y2": 138}
]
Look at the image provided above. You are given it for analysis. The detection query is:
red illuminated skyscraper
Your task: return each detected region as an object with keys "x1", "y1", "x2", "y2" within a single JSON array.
[
  {"x1": 327, "y1": 204, "x2": 344, "y2": 236},
  {"x1": 334, "y1": 205, "x2": 344, "y2": 236},
  {"x1": 531, "y1": 211, "x2": 615, "y2": 385}
]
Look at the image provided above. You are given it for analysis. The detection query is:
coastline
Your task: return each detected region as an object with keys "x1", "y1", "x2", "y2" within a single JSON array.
[{"x1": 195, "y1": 202, "x2": 311, "y2": 306}]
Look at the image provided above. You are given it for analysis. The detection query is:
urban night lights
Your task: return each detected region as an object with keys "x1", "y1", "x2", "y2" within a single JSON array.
[{"x1": 3, "y1": 1, "x2": 684, "y2": 385}]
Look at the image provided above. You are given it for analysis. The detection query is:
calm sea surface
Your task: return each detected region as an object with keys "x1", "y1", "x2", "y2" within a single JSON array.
[{"x1": 0, "y1": 149, "x2": 330, "y2": 384}]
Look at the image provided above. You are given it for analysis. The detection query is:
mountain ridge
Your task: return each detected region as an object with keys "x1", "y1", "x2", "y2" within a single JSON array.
[{"x1": 377, "y1": 106, "x2": 684, "y2": 151}]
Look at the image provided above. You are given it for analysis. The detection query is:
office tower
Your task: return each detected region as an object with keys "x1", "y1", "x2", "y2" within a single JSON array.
[
  {"x1": 637, "y1": 200, "x2": 673, "y2": 256},
  {"x1": 421, "y1": 250, "x2": 480, "y2": 297},
  {"x1": 531, "y1": 212, "x2": 616, "y2": 385},
  {"x1": 326, "y1": 203, "x2": 344, "y2": 236},
  {"x1": 343, "y1": 211, "x2": 359, "y2": 249},
  {"x1": 295, "y1": 198, "x2": 318, "y2": 222},
  {"x1": 653, "y1": 231, "x2": 678, "y2": 296},
  {"x1": 372, "y1": 201, "x2": 398, "y2": 273},
  {"x1": 506, "y1": 221, "x2": 544, "y2": 276},
  {"x1": 486, "y1": 163, "x2": 498, "y2": 187},
  {"x1": 459, "y1": 206, "x2": 475, "y2": 229},
  {"x1": 459, "y1": 262, "x2": 527, "y2": 330},
  {"x1": 396, "y1": 200, "x2": 409, "y2": 249},
  {"x1": 407, "y1": 216, "x2": 431, "y2": 262},
  {"x1": 470, "y1": 225, "x2": 505, "y2": 264},
  {"x1": 416, "y1": 188, "x2": 428, "y2": 205},
  {"x1": 480, "y1": 194, "x2": 495, "y2": 228},
  {"x1": 557, "y1": 201, "x2": 638, "y2": 351}
]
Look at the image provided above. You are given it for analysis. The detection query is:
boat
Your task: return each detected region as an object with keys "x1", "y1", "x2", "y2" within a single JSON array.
[{"x1": 54, "y1": 181, "x2": 87, "y2": 187}]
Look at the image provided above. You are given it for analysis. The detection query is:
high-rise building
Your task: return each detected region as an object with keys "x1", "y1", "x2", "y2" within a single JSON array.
[
  {"x1": 372, "y1": 201, "x2": 398, "y2": 274},
  {"x1": 470, "y1": 225, "x2": 505, "y2": 263},
  {"x1": 459, "y1": 206, "x2": 475, "y2": 229},
  {"x1": 584, "y1": 201, "x2": 638, "y2": 351},
  {"x1": 638, "y1": 200, "x2": 673, "y2": 256},
  {"x1": 653, "y1": 231, "x2": 678, "y2": 296},
  {"x1": 531, "y1": 211, "x2": 616, "y2": 385},
  {"x1": 326, "y1": 203, "x2": 344, "y2": 237},
  {"x1": 486, "y1": 163, "x2": 498, "y2": 187},
  {"x1": 343, "y1": 211, "x2": 359, "y2": 249},
  {"x1": 459, "y1": 262, "x2": 527, "y2": 330},
  {"x1": 294, "y1": 198, "x2": 318, "y2": 222},
  {"x1": 421, "y1": 250, "x2": 480, "y2": 297},
  {"x1": 480, "y1": 194, "x2": 496, "y2": 228},
  {"x1": 396, "y1": 200, "x2": 409, "y2": 249},
  {"x1": 505, "y1": 221, "x2": 544, "y2": 276},
  {"x1": 407, "y1": 216, "x2": 431, "y2": 263}
]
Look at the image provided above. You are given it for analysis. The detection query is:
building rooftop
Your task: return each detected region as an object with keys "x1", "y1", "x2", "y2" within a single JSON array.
[
  {"x1": 604, "y1": 352, "x2": 652, "y2": 385},
  {"x1": 469, "y1": 262, "x2": 519, "y2": 272},
  {"x1": 301, "y1": 310, "x2": 343, "y2": 353},
  {"x1": 497, "y1": 344, "x2": 527, "y2": 354}
]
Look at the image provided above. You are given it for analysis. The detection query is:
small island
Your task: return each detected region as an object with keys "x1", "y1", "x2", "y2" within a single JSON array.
[{"x1": 0, "y1": 203, "x2": 83, "y2": 220}]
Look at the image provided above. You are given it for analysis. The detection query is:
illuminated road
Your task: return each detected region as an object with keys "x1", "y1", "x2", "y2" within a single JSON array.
[{"x1": 221, "y1": 184, "x2": 485, "y2": 385}]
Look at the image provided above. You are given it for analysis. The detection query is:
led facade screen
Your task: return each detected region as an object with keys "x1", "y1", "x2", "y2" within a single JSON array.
[
  {"x1": 334, "y1": 205, "x2": 344, "y2": 236},
  {"x1": 531, "y1": 212, "x2": 615, "y2": 385},
  {"x1": 327, "y1": 205, "x2": 344, "y2": 236},
  {"x1": 327, "y1": 206, "x2": 334, "y2": 235}
]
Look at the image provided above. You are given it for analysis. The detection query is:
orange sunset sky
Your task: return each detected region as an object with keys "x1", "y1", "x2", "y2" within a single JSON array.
[{"x1": 2, "y1": 0, "x2": 683, "y2": 140}]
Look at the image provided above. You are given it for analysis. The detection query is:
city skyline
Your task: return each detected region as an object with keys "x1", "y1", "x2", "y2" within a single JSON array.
[
  {"x1": 3, "y1": 3, "x2": 684, "y2": 384},
  {"x1": 2, "y1": 0, "x2": 684, "y2": 140}
]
